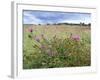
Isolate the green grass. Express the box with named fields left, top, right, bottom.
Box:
left=23, top=24, right=91, bottom=69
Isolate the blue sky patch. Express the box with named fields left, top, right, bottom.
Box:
left=23, top=10, right=91, bottom=24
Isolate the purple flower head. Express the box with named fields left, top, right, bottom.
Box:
left=41, top=34, right=44, bottom=37
left=35, top=36, right=40, bottom=42
left=71, top=35, right=80, bottom=41
left=28, top=28, right=33, bottom=33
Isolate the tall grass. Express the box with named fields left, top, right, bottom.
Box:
left=23, top=25, right=91, bottom=69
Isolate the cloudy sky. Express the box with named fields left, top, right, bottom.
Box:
left=23, top=10, right=91, bottom=24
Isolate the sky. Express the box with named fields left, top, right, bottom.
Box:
left=23, top=10, right=91, bottom=25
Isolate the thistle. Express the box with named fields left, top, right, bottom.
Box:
left=28, top=28, right=33, bottom=33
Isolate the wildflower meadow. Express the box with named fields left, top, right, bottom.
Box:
left=23, top=24, right=91, bottom=69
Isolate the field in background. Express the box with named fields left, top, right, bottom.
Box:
left=23, top=24, right=91, bottom=69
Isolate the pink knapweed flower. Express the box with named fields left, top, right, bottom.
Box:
left=71, top=35, right=80, bottom=41
left=35, top=36, right=41, bottom=42
left=28, top=28, right=33, bottom=33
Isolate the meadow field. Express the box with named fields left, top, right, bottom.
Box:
left=23, top=24, right=91, bottom=69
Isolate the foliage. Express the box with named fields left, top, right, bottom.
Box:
left=23, top=25, right=91, bottom=69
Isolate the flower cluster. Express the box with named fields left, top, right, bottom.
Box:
left=71, top=35, right=80, bottom=41
left=70, top=34, right=80, bottom=41
left=23, top=27, right=90, bottom=69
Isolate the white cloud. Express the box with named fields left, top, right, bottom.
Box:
left=23, top=12, right=43, bottom=24
left=23, top=11, right=91, bottom=24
